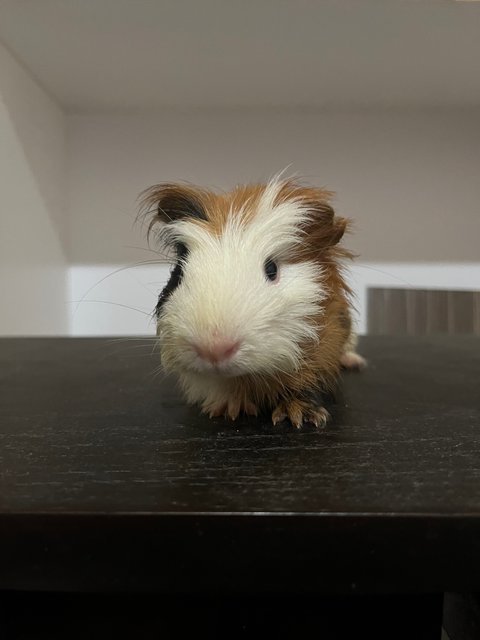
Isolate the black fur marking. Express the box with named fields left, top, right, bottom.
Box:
left=155, top=243, right=189, bottom=318
left=157, top=191, right=207, bottom=222
left=155, top=263, right=183, bottom=317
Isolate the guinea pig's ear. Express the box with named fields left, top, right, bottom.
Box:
left=296, top=187, right=349, bottom=249
left=140, top=183, right=208, bottom=236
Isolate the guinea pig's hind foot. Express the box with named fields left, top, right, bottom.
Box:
left=340, top=351, right=367, bottom=371
left=272, top=399, right=330, bottom=429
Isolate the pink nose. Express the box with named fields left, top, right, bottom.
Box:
left=193, top=338, right=240, bottom=364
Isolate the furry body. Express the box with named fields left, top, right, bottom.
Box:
left=143, top=178, right=365, bottom=427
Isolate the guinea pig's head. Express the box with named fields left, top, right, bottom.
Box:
left=142, top=179, right=349, bottom=379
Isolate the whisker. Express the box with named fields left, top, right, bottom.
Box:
left=106, top=337, right=158, bottom=342
left=150, top=340, right=160, bottom=357
left=150, top=364, right=168, bottom=383
left=109, top=343, right=159, bottom=351
left=72, top=259, right=171, bottom=317
left=70, top=299, right=152, bottom=317
left=353, top=263, right=414, bottom=287
left=123, top=245, right=168, bottom=257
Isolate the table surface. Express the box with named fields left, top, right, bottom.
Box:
left=1, top=336, right=480, bottom=594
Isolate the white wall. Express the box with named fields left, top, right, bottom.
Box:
left=67, top=109, right=480, bottom=265
left=3, top=98, right=478, bottom=335
left=67, top=109, right=480, bottom=336
left=0, top=41, right=67, bottom=335
left=69, top=262, right=480, bottom=337
left=0, top=48, right=478, bottom=337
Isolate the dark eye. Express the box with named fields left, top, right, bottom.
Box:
left=264, top=258, right=279, bottom=282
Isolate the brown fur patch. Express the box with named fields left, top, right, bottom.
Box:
left=140, top=182, right=269, bottom=238
left=141, top=180, right=352, bottom=260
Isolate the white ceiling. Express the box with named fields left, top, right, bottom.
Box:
left=0, top=0, right=479, bottom=110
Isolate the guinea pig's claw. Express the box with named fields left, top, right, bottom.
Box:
left=203, top=398, right=259, bottom=420
left=272, top=401, right=330, bottom=429
left=272, top=409, right=288, bottom=426
left=244, top=401, right=258, bottom=417
left=307, top=407, right=330, bottom=429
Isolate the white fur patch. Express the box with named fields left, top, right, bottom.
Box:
left=157, top=181, right=325, bottom=407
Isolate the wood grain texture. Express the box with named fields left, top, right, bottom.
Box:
left=0, top=336, right=479, bottom=594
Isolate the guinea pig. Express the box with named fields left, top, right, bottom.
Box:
left=141, top=177, right=365, bottom=428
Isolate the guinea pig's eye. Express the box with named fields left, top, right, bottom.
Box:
left=175, top=241, right=188, bottom=261
left=264, top=258, right=279, bottom=282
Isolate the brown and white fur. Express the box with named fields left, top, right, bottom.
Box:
left=142, top=177, right=366, bottom=428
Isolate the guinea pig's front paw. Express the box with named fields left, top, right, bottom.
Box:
left=202, top=397, right=258, bottom=420
left=272, top=399, right=330, bottom=429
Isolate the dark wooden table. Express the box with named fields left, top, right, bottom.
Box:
left=1, top=336, right=479, bottom=639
